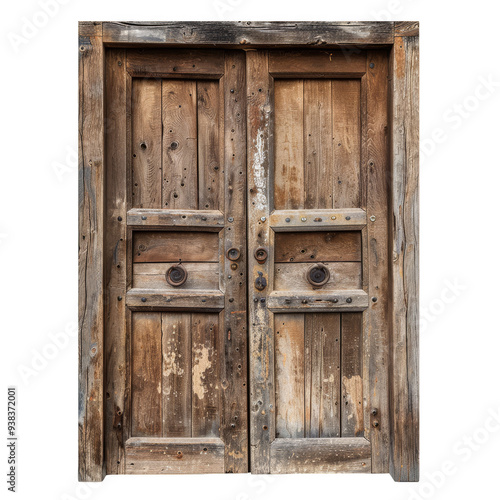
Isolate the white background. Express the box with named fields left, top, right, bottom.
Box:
left=1, top=1, right=499, bottom=499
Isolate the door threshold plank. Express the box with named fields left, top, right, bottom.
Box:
left=125, top=437, right=224, bottom=474
left=127, top=209, right=224, bottom=229
left=270, top=438, right=371, bottom=473
left=268, top=290, right=369, bottom=312
left=126, top=289, right=224, bottom=311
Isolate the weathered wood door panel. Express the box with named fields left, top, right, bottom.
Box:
left=247, top=49, right=390, bottom=474
left=103, top=49, right=247, bottom=474
left=79, top=22, right=418, bottom=482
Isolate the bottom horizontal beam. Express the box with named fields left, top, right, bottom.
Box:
left=125, top=437, right=224, bottom=474
left=270, top=437, right=371, bottom=473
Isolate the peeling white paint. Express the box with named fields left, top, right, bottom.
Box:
left=192, top=346, right=213, bottom=400
left=252, top=127, right=267, bottom=211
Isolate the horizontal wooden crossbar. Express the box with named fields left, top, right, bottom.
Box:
left=270, top=437, right=371, bottom=473
left=270, top=209, right=366, bottom=231
left=127, top=209, right=224, bottom=229
left=126, top=289, right=224, bottom=311
left=268, top=290, right=368, bottom=312
left=125, top=437, right=224, bottom=474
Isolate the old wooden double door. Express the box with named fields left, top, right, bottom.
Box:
left=104, top=47, right=391, bottom=475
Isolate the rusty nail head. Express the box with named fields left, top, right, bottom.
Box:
left=371, top=409, right=378, bottom=416
left=314, top=217, right=322, bottom=222
left=141, top=216, right=147, bottom=220
left=331, top=216, right=336, bottom=220
left=231, top=263, right=237, bottom=270
left=260, top=216, right=266, bottom=222
left=301, top=217, right=307, bottom=222
left=370, top=215, right=376, bottom=222
left=141, top=297, right=146, bottom=302
left=346, top=297, right=352, bottom=303
left=285, top=217, right=291, bottom=222
left=228, top=217, right=234, bottom=222
left=373, top=421, right=380, bottom=428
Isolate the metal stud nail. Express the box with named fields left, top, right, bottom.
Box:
left=372, top=297, right=377, bottom=302
left=285, top=217, right=291, bottom=222
left=254, top=298, right=258, bottom=303
left=260, top=217, right=266, bottom=222
left=301, top=217, right=307, bottom=222
left=228, top=217, right=234, bottom=222
left=141, top=297, right=146, bottom=302
left=331, top=216, right=336, bottom=220
left=332, top=298, right=338, bottom=303
left=346, top=297, right=352, bottom=303
left=370, top=215, right=376, bottom=222
left=117, top=296, right=122, bottom=301
left=260, top=298, right=266, bottom=303
left=230, top=89, right=235, bottom=93
left=370, top=62, right=375, bottom=69
left=345, top=216, right=351, bottom=220
left=117, top=216, right=122, bottom=221
left=141, top=216, right=147, bottom=220
left=302, top=299, right=308, bottom=304
left=201, top=216, right=207, bottom=221
left=229, top=298, right=234, bottom=303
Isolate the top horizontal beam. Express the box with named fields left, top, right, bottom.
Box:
left=92, top=21, right=397, bottom=48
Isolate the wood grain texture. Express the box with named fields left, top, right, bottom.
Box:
left=126, top=49, right=224, bottom=77
left=133, top=231, right=219, bottom=263
left=126, top=290, right=224, bottom=311
left=270, top=50, right=366, bottom=76
left=133, top=262, right=220, bottom=290
left=270, top=208, right=367, bottom=231
left=191, top=314, right=220, bottom=437
left=162, top=80, right=198, bottom=209
left=104, top=48, right=128, bottom=475
left=275, top=314, right=305, bottom=438
left=221, top=50, right=248, bottom=473
left=389, top=35, right=419, bottom=482
left=333, top=79, right=361, bottom=207
left=274, top=79, right=304, bottom=210
left=268, top=291, right=369, bottom=313
left=275, top=231, right=361, bottom=263
left=270, top=438, right=371, bottom=473
left=127, top=209, right=224, bottom=228
left=162, top=313, right=192, bottom=437
left=247, top=50, right=274, bottom=473
left=131, top=78, right=162, bottom=208
left=78, top=25, right=105, bottom=482
left=125, top=437, right=224, bottom=474
left=131, top=313, right=162, bottom=437
left=274, top=262, right=362, bottom=291
left=197, top=80, right=221, bottom=210
left=102, top=21, right=394, bottom=47
left=341, top=313, right=364, bottom=437
left=364, top=50, right=391, bottom=472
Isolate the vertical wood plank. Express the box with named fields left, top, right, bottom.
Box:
left=319, top=313, right=341, bottom=437
left=390, top=33, right=419, bottom=483
left=162, top=80, right=198, bottom=209
left=78, top=22, right=105, bottom=482
left=197, top=80, right=221, bottom=210
left=162, top=313, right=192, bottom=437
left=192, top=314, right=220, bottom=437
left=365, top=50, right=391, bottom=472
left=304, top=80, right=333, bottom=209
left=222, top=50, right=248, bottom=473
left=247, top=50, right=274, bottom=473
left=104, top=48, right=128, bottom=475
left=341, top=313, right=364, bottom=437
left=131, top=79, right=162, bottom=208
left=332, top=79, right=361, bottom=208
left=131, top=313, right=162, bottom=437
left=304, top=314, right=322, bottom=437
left=275, top=314, right=305, bottom=438
left=274, top=79, right=304, bottom=210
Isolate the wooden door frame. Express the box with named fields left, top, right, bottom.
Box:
left=79, top=21, right=419, bottom=482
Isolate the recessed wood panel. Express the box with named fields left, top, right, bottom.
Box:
left=275, top=231, right=362, bottom=263
left=133, top=231, right=219, bottom=263
left=274, top=313, right=363, bottom=440
left=273, top=78, right=362, bottom=210
left=131, top=312, right=220, bottom=439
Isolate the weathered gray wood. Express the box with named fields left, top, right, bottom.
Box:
left=102, top=22, right=394, bottom=47
left=394, top=21, right=419, bottom=37
left=78, top=22, right=105, bottom=482
left=270, top=438, right=371, bottom=473
left=268, top=290, right=368, bottom=312
left=389, top=33, right=419, bottom=483
left=125, top=437, right=224, bottom=474
left=247, top=50, right=274, bottom=473
left=127, top=209, right=224, bottom=228
left=221, top=50, right=248, bottom=473
left=126, top=290, right=224, bottom=311
left=270, top=209, right=366, bottom=231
